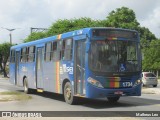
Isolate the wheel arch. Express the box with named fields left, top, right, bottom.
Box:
left=23, top=76, right=27, bottom=86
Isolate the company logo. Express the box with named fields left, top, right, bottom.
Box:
left=1, top=112, right=42, bottom=118
left=60, top=64, right=73, bottom=74
left=2, top=112, right=11, bottom=117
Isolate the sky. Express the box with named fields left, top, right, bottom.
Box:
left=0, top=0, right=160, bottom=44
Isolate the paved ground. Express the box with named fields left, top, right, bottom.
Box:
left=0, top=78, right=160, bottom=120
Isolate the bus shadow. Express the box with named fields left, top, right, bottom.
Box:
left=17, top=90, right=160, bottom=109
left=79, top=96, right=160, bottom=109
left=17, top=90, right=65, bottom=102
left=37, top=92, right=65, bottom=102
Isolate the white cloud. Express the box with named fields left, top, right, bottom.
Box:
left=140, top=7, right=160, bottom=38
left=0, top=0, right=160, bottom=43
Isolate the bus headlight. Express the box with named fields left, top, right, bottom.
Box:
left=133, top=79, right=142, bottom=87
left=87, top=77, right=104, bottom=88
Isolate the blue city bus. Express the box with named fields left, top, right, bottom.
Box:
left=9, top=27, right=142, bottom=104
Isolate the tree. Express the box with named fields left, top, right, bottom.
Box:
left=138, top=27, right=156, bottom=41
left=46, top=17, right=103, bottom=37
left=104, top=7, right=158, bottom=72
left=0, top=42, right=12, bottom=77
left=24, top=32, right=46, bottom=43
left=24, top=17, right=103, bottom=42
left=104, top=7, right=156, bottom=41
left=104, top=7, right=140, bottom=29
left=142, top=40, right=160, bottom=71
left=24, top=7, right=156, bottom=43
left=22, top=7, right=159, bottom=73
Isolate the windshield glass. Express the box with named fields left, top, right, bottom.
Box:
left=89, top=40, right=140, bottom=73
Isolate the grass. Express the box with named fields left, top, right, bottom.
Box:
left=0, top=91, right=32, bottom=102
left=0, top=91, right=21, bottom=95
left=0, top=75, right=9, bottom=81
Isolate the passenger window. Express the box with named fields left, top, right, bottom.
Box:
left=61, top=38, right=73, bottom=60
left=21, top=47, right=27, bottom=62
left=57, top=41, right=63, bottom=60
left=28, top=46, right=35, bottom=62
left=45, top=42, right=52, bottom=62
left=51, top=42, right=60, bottom=61
left=10, top=50, right=15, bottom=63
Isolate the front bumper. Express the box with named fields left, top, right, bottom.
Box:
left=86, top=83, right=142, bottom=98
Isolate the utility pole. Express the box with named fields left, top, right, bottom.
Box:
left=30, top=27, right=48, bottom=34
left=1, top=27, right=18, bottom=44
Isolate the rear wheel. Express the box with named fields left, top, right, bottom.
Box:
left=107, top=96, right=120, bottom=103
left=64, top=82, right=76, bottom=105
left=24, top=78, right=32, bottom=94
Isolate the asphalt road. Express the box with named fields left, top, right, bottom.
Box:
left=0, top=78, right=160, bottom=119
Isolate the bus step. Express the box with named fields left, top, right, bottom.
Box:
left=37, top=89, right=43, bottom=93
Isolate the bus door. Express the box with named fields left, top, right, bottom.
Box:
left=15, top=51, right=20, bottom=85
left=36, top=47, right=44, bottom=89
left=75, top=41, right=86, bottom=95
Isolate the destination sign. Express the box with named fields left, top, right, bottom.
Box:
left=92, top=29, right=138, bottom=39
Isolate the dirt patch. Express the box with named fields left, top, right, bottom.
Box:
left=0, top=91, right=32, bottom=102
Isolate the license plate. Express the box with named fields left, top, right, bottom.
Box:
left=114, top=91, right=123, bottom=95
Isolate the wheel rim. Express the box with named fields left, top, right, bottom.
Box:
left=65, top=87, right=71, bottom=100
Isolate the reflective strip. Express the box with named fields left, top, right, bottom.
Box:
left=106, top=77, right=121, bottom=88
left=56, top=62, right=60, bottom=93
left=115, top=82, right=120, bottom=88
left=57, top=34, right=62, bottom=39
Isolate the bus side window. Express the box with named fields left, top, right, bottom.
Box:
left=28, top=46, right=35, bottom=62
left=63, top=38, right=73, bottom=60
left=61, top=40, right=65, bottom=60
left=45, top=42, right=52, bottom=62
left=10, top=50, right=15, bottom=63
left=57, top=41, right=63, bottom=60
left=51, top=41, right=59, bottom=61
left=21, top=47, right=27, bottom=63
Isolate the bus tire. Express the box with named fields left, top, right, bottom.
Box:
left=64, top=82, right=76, bottom=105
left=153, top=85, right=157, bottom=87
left=107, top=96, right=120, bottom=103
left=24, top=78, right=31, bottom=94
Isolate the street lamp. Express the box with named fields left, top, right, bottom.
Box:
left=1, top=27, right=18, bottom=44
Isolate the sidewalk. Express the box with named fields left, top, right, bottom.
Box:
left=0, top=88, right=8, bottom=92
left=0, top=76, right=9, bottom=92
left=0, top=75, right=9, bottom=80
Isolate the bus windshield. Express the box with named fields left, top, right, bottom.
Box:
left=89, top=40, right=140, bottom=74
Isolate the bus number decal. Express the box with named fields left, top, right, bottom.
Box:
left=122, top=82, right=133, bottom=87
left=60, top=64, right=73, bottom=74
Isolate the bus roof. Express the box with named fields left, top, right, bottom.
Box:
left=11, top=27, right=138, bottom=50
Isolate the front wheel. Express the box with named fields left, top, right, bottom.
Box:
left=64, top=82, right=76, bottom=105
left=107, top=96, right=120, bottom=103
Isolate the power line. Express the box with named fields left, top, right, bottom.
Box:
left=30, top=27, right=48, bottom=34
